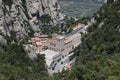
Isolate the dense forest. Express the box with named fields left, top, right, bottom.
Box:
left=74, top=1, right=120, bottom=80
left=0, top=36, right=49, bottom=80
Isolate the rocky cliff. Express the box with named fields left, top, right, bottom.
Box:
left=0, top=0, right=64, bottom=38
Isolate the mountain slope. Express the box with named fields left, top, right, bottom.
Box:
left=74, top=1, right=120, bottom=80
left=0, top=0, right=63, bottom=79
left=59, top=0, right=104, bottom=3
left=58, top=0, right=104, bottom=18
left=0, top=42, right=49, bottom=80
left=0, top=0, right=63, bottom=37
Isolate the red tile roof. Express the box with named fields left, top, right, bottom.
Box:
left=72, top=23, right=85, bottom=30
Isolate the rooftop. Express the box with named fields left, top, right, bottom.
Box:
left=36, top=42, right=42, bottom=46
left=65, top=64, right=71, bottom=69
left=58, top=36, right=65, bottom=40
left=72, top=23, right=85, bottom=30
left=64, top=38, right=72, bottom=44
left=39, top=35, right=48, bottom=38
left=49, top=38, right=57, bottom=43
left=31, top=37, right=41, bottom=42
left=52, top=33, right=61, bottom=38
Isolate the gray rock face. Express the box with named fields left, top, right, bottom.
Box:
left=0, top=0, right=64, bottom=36
left=0, top=35, right=7, bottom=45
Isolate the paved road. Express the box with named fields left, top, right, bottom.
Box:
left=48, top=53, right=75, bottom=74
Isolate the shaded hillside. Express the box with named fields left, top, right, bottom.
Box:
left=0, top=36, right=49, bottom=80
left=74, top=1, right=120, bottom=80
left=59, top=0, right=104, bottom=4
left=58, top=0, right=104, bottom=18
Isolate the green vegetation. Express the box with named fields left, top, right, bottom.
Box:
left=73, top=2, right=120, bottom=80
left=2, top=0, right=13, bottom=9
left=40, top=14, right=52, bottom=26
left=23, top=20, right=34, bottom=37
left=40, top=15, right=90, bottom=37
left=40, top=14, right=58, bottom=37
left=62, top=16, right=90, bottom=34
left=0, top=36, right=49, bottom=80
left=59, top=0, right=103, bottom=18
left=76, top=17, right=91, bottom=25
left=59, top=0, right=104, bottom=4
left=40, top=15, right=75, bottom=36
left=41, top=25, right=60, bottom=38
left=21, top=0, right=30, bottom=19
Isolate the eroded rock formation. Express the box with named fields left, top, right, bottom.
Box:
left=0, top=0, right=64, bottom=37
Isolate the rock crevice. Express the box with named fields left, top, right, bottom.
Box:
left=0, top=0, right=64, bottom=37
